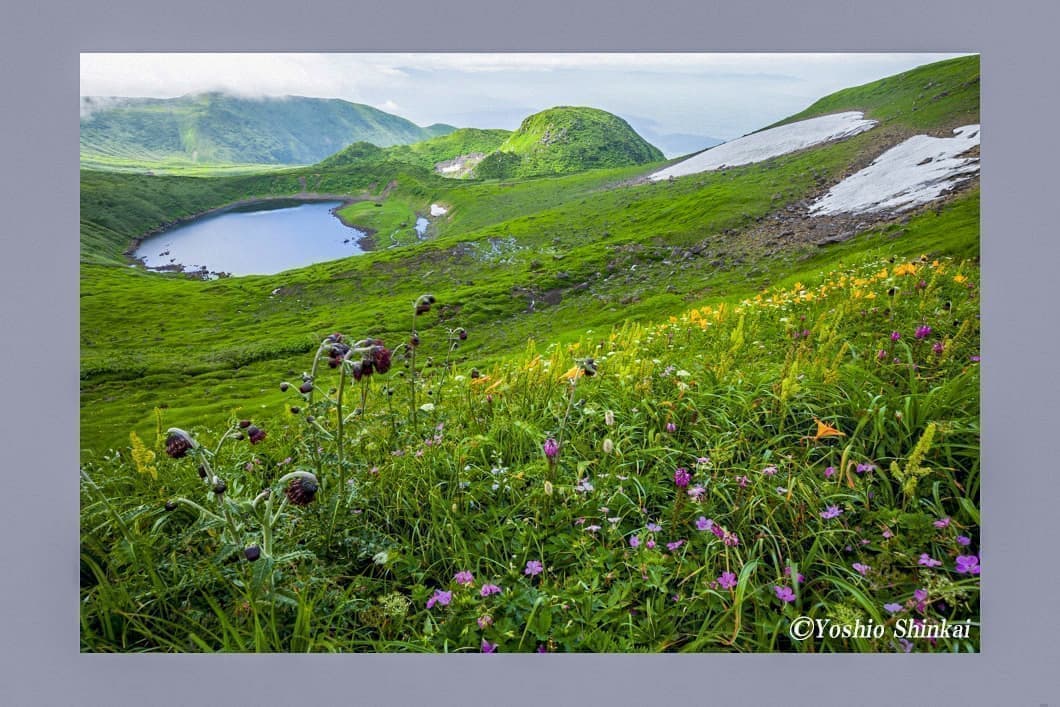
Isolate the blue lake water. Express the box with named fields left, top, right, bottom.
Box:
left=133, top=200, right=368, bottom=276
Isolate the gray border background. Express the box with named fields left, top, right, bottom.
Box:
left=2, top=0, right=1056, bottom=704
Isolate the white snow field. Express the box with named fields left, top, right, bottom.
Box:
left=430, top=203, right=448, bottom=216
left=648, top=112, right=877, bottom=181
left=809, top=125, right=980, bottom=215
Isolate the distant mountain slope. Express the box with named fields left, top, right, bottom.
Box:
left=318, top=128, right=511, bottom=174
left=475, top=107, right=664, bottom=178
left=79, top=93, right=456, bottom=166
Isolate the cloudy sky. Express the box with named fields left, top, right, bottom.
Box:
left=81, top=53, right=969, bottom=151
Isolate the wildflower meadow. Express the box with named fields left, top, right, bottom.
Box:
left=80, top=254, right=980, bottom=652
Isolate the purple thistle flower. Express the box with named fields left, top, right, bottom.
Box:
left=524, top=560, right=543, bottom=576
left=884, top=602, right=904, bottom=613
left=480, top=584, right=502, bottom=597
left=932, top=341, right=944, bottom=354
left=454, top=571, right=475, bottom=586
left=717, top=572, right=738, bottom=590
left=877, top=349, right=888, bottom=361
left=955, top=555, right=980, bottom=575
left=891, top=331, right=901, bottom=342
left=629, top=535, right=640, bottom=548
left=666, top=540, right=685, bottom=551
left=957, top=535, right=971, bottom=546
left=774, top=585, right=796, bottom=603
left=711, top=525, right=726, bottom=539
left=481, top=639, right=498, bottom=653
left=918, top=553, right=942, bottom=568
left=824, top=466, right=836, bottom=479
left=820, top=505, right=843, bottom=519
left=852, top=563, right=870, bottom=576
left=933, top=517, right=950, bottom=529
left=426, top=590, right=452, bottom=609
left=762, top=465, right=778, bottom=476
left=645, top=539, right=656, bottom=549
left=696, top=516, right=713, bottom=532
left=915, top=325, right=932, bottom=340
left=543, top=438, right=559, bottom=460
left=673, top=467, right=691, bottom=488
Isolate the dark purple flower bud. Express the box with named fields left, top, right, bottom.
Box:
left=373, top=346, right=393, bottom=374
left=456, top=328, right=468, bottom=341
left=580, top=358, right=597, bottom=377
left=285, top=475, right=319, bottom=506
left=674, top=467, right=691, bottom=487
left=409, top=331, right=420, bottom=348
left=351, top=360, right=364, bottom=381
left=238, top=419, right=251, bottom=429
left=212, top=478, right=227, bottom=495
left=290, top=406, right=301, bottom=414
left=198, top=465, right=208, bottom=479
left=247, top=425, right=266, bottom=444
left=164, top=500, right=177, bottom=512
left=280, top=382, right=290, bottom=392
left=244, top=545, right=261, bottom=562
left=299, top=381, right=313, bottom=394
left=164, top=429, right=195, bottom=459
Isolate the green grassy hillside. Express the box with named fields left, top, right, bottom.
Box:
left=769, top=55, right=979, bottom=132
left=80, top=93, right=456, bottom=167
left=319, top=128, right=511, bottom=174
left=475, top=107, right=664, bottom=178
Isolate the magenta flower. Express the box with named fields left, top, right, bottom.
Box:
left=673, top=467, right=691, bottom=487
left=918, top=553, right=942, bottom=568
left=957, top=535, right=971, bottom=546
left=481, top=639, right=498, bottom=653
left=629, top=535, right=640, bottom=548
left=877, top=349, right=888, bottom=361
left=543, top=438, right=559, bottom=459
left=687, top=485, right=706, bottom=500
left=696, top=516, right=713, bottom=532
left=915, top=325, right=932, bottom=340
left=970, top=355, right=981, bottom=363
left=932, top=341, right=944, bottom=354
left=955, top=555, right=980, bottom=575
left=774, top=586, right=796, bottom=603
left=820, top=505, right=843, bottom=519
left=783, top=566, right=805, bottom=583
left=890, top=331, right=901, bottom=342
left=645, top=539, right=656, bottom=549
left=665, top=422, right=677, bottom=433
left=933, top=517, right=950, bottom=529
left=426, top=590, right=452, bottom=609
left=852, top=563, right=870, bottom=576
left=480, top=584, right=502, bottom=597
left=762, top=465, right=778, bottom=476
left=736, top=475, right=750, bottom=488
left=666, top=540, right=685, bottom=551
left=882, top=529, right=894, bottom=539
left=723, top=531, right=740, bottom=547
left=717, top=572, right=738, bottom=590
left=824, top=466, right=836, bottom=479
left=914, top=589, right=928, bottom=602
left=524, top=560, right=543, bottom=576
left=454, top=570, right=475, bottom=586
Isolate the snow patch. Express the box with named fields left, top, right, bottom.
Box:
left=810, top=125, right=980, bottom=215
left=430, top=203, right=448, bottom=216
left=649, top=112, right=877, bottom=181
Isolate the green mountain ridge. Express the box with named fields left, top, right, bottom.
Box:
left=80, top=93, right=457, bottom=167
left=476, top=106, right=665, bottom=178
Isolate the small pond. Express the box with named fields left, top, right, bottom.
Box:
left=132, top=200, right=368, bottom=276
